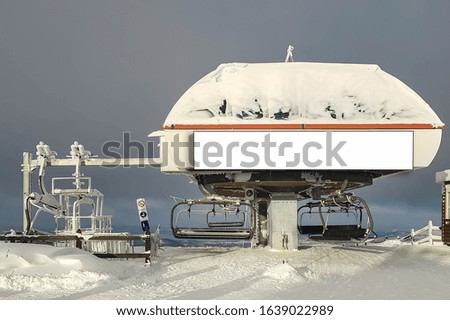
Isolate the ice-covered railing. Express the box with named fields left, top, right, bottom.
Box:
left=401, top=221, right=442, bottom=245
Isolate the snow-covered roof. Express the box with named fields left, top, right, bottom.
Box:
left=164, top=62, right=443, bottom=128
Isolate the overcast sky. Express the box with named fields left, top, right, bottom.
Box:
left=1, top=0, right=450, bottom=233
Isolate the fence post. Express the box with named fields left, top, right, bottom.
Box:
left=144, top=235, right=151, bottom=263
left=76, top=236, right=82, bottom=249
left=428, top=220, right=433, bottom=245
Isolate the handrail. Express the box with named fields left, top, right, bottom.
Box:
left=406, top=221, right=442, bottom=245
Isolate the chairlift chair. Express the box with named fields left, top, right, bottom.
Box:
left=298, top=193, right=373, bottom=241
left=170, top=198, right=255, bottom=239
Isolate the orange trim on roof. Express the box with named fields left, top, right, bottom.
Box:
left=163, top=123, right=444, bottom=130
left=164, top=123, right=302, bottom=130
left=303, top=123, right=440, bottom=129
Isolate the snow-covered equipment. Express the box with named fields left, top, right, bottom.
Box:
left=150, top=48, right=443, bottom=249
left=298, top=193, right=373, bottom=241
left=170, top=197, right=254, bottom=239
left=285, top=44, right=294, bottom=62
left=24, top=141, right=112, bottom=236
left=18, top=47, right=444, bottom=250
left=20, top=141, right=160, bottom=261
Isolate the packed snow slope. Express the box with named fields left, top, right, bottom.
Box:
left=164, top=62, right=443, bottom=127
left=1, top=242, right=450, bottom=300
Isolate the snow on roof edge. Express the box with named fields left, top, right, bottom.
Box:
left=163, top=62, right=444, bottom=127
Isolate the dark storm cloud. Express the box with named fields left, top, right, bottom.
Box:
left=1, top=0, right=450, bottom=231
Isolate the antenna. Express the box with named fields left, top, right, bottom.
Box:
left=285, top=45, right=294, bottom=62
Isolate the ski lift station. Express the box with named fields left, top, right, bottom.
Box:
left=5, top=47, right=449, bottom=257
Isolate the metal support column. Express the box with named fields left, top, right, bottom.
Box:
left=442, top=184, right=450, bottom=245
left=267, top=194, right=298, bottom=250
left=22, top=152, right=32, bottom=233
left=435, top=170, right=450, bottom=245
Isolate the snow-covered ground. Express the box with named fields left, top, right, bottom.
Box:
left=1, top=240, right=449, bottom=300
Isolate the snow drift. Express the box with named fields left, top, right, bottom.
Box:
left=1, top=242, right=450, bottom=300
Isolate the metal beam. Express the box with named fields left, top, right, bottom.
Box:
left=29, top=157, right=161, bottom=168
